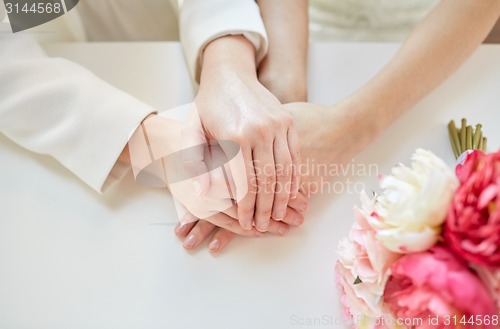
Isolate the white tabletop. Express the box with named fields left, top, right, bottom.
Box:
left=1, top=42, right=500, bottom=329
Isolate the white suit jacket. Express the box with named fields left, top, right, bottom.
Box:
left=0, top=0, right=268, bottom=193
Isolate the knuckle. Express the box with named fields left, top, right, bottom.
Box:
left=227, top=131, right=245, bottom=145
left=271, top=111, right=292, bottom=128
left=276, top=162, right=293, bottom=179
left=260, top=174, right=276, bottom=188
left=226, top=128, right=251, bottom=147
left=226, top=219, right=239, bottom=231
left=198, top=222, right=213, bottom=235
left=290, top=150, right=301, bottom=162
left=257, top=207, right=273, bottom=218
left=239, top=205, right=256, bottom=215
left=281, top=113, right=293, bottom=127
left=274, top=194, right=290, bottom=205
left=246, top=177, right=258, bottom=192
left=252, top=124, right=273, bottom=139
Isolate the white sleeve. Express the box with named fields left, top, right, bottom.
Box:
left=1, top=2, right=6, bottom=22
left=0, top=29, right=155, bottom=193
left=179, top=0, right=269, bottom=82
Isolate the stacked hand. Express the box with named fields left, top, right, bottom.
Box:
left=171, top=35, right=311, bottom=253
left=128, top=102, right=308, bottom=253
left=193, top=35, right=302, bottom=233
left=175, top=99, right=379, bottom=252
left=129, top=35, right=313, bottom=254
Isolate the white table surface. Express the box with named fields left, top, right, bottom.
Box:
left=1, top=42, right=500, bottom=329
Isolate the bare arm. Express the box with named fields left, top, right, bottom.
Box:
left=347, top=0, right=500, bottom=139
left=257, top=0, right=309, bottom=102
left=283, top=0, right=500, bottom=193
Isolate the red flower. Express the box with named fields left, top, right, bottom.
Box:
left=445, top=150, right=500, bottom=268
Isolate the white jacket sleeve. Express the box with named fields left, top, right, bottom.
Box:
left=1, top=2, right=6, bottom=23
left=179, top=0, right=268, bottom=82
left=0, top=26, right=155, bottom=193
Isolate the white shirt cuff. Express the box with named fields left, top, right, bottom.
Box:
left=179, top=0, right=268, bottom=82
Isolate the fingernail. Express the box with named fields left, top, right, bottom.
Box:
left=208, top=239, right=220, bottom=252
left=183, top=234, right=197, bottom=249
left=273, top=211, right=284, bottom=221
left=278, top=226, right=289, bottom=236
left=243, top=221, right=253, bottom=231
left=299, top=203, right=308, bottom=212
left=293, top=216, right=304, bottom=227
left=256, top=226, right=268, bottom=232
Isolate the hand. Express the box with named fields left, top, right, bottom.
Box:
left=174, top=100, right=373, bottom=253
left=126, top=110, right=247, bottom=227
left=175, top=192, right=309, bottom=253
left=128, top=109, right=307, bottom=246
left=169, top=108, right=242, bottom=221
left=196, top=35, right=303, bottom=232
left=283, top=100, right=379, bottom=196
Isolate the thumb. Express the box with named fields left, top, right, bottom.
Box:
left=179, top=109, right=211, bottom=196
left=184, top=150, right=210, bottom=197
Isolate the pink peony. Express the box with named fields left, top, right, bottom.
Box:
left=336, top=264, right=395, bottom=329
left=336, top=193, right=401, bottom=328
left=384, top=246, right=498, bottom=329
left=445, top=150, right=500, bottom=268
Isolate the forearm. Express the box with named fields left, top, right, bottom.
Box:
left=257, top=0, right=309, bottom=102
left=347, top=0, right=500, bottom=138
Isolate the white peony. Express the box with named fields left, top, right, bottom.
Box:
left=364, top=149, right=459, bottom=253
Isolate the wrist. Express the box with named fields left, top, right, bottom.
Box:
left=128, top=114, right=182, bottom=183
left=140, top=114, right=182, bottom=155
left=330, top=96, right=384, bottom=146
left=259, top=62, right=308, bottom=102
left=201, top=35, right=258, bottom=82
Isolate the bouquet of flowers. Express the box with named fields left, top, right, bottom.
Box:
left=336, top=119, right=499, bottom=329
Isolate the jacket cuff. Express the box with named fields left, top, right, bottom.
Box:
left=179, top=0, right=268, bottom=83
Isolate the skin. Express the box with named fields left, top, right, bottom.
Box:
left=172, top=0, right=310, bottom=252
left=177, top=0, right=500, bottom=253
left=127, top=111, right=308, bottom=238
left=195, top=35, right=302, bottom=233
left=176, top=193, right=309, bottom=253
left=125, top=34, right=308, bottom=237
left=257, top=0, right=309, bottom=103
